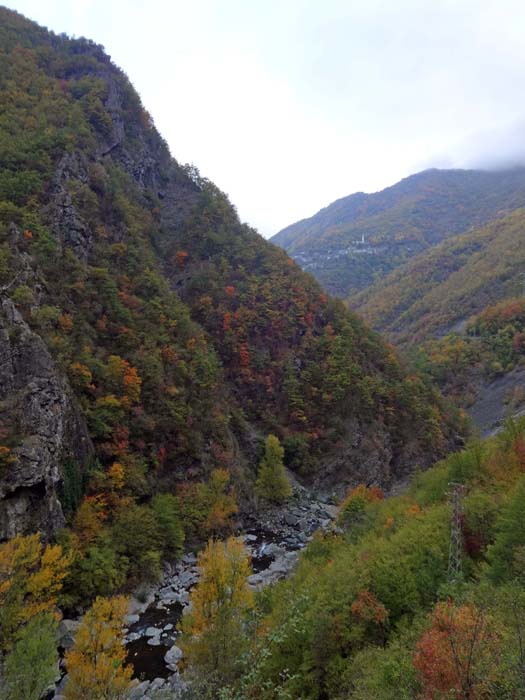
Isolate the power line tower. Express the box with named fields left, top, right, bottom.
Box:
left=448, top=482, right=466, bottom=583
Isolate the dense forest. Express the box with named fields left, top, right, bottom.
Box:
left=1, top=6, right=524, bottom=700
left=172, top=417, right=525, bottom=700
left=0, top=1, right=460, bottom=620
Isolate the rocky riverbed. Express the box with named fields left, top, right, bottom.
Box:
left=53, top=487, right=337, bottom=700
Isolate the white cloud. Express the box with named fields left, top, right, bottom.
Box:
left=5, top=0, right=525, bottom=235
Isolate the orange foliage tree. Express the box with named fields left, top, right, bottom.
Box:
left=338, top=483, right=384, bottom=528
left=413, top=601, right=501, bottom=700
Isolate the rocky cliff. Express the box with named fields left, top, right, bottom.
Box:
left=0, top=230, right=93, bottom=537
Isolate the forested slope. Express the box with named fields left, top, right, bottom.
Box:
left=0, top=6, right=459, bottom=559
left=272, top=168, right=525, bottom=297
left=351, top=209, right=525, bottom=347
left=182, top=418, right=525, bottom=699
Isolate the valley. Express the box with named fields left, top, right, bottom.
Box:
left=0, top=6, right=524, bottom=700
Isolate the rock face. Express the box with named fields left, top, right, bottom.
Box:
left=0, top=296, right=93, bottom=540
left=43, top=152, right=93, bottom=263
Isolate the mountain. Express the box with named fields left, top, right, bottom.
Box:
left=349, top=209, right=525, bottom=434
left=0, top=7, right=459, bottom=543
left=272, top=168, right=525, bottom=298
left=351, top=208, right=525, bottom=346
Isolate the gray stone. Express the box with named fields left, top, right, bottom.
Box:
left=0, top=294, right=93, bottom=540
left=125, top=632, right=141, bottom=643
left=125, top=613, right=140, bottom=625
left=58, top=619, right=80, bottom=650
left=147, top=636, right=162, bottom=646
left=128, top=680, right=151, bottom=699
left=181, top=553, right=197, bottom=565
left=164, top=644, right=183, bottom=671
left=150, top=677, right=166, bottom=692
left=54, top=674, right=69, bottom=695
left=177, top=570, right=197, bottom=587
left=159, top=588, right=177, bottom=602
left=145, top=626, right=161, bottom=637
left=322, top=504, right=339, bottom=520
left=283, top=512, right=299, bottom=527
left=175, top=590, right=189, bottom=605
left=262, top=542, right=283, bottom=557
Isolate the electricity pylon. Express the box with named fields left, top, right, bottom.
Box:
left=448, top=482, right=466, bottom=584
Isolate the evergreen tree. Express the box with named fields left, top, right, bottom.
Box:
left=256, top=434, right=292, bottom=503
left=151, top=493, right=185, bottom=559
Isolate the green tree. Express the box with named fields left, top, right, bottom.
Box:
left=1, top=613, right=58, bottom=700
left=111, top=504, right=163, bottom=583
left=151, top=493, right=185, bottom=559
left=255, top=435, right=292, bottom=503
left=488, top=477, right=525, bottom=583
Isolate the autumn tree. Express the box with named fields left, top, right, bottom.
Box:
left=338, top=483, right=384, bottom=528
left=64, top=595, right=132, bottom=700
left=204, top=468, right=238, bottom=534
left=0, top=533, right=70, bottom=650
left=180, top=537, right=253, bottom=690
left=255, top=435, right=292, bottom=504
left=1, top=613, right=58, bottom=700
left=178, top=468, right=238, bottom=540
left=413, top=601, right=501, bottom=700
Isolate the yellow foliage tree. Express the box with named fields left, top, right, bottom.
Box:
left=0, top=533, right=71, bottom=650
left=205, top=468, right=238, bottom=534
left=181, top=537, right=253, bottom=687
left=64, top=595, right=132, bottom=700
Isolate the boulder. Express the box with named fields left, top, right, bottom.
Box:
left=128, top=680, right=150, bottom=699
left=150, top=677, right=166, bottom=692
left=164, top=644, right=183, bottom=671
left=262, top=542, right=283, bottom=557
left=181, top=553, right=197, bottom=565
left=58, top=620, right=80, bottom=650
left=177, top=570, right=197, bottom=587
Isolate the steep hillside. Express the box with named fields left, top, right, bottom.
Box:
left=0, top=8, right=459, bottom=542
left=350, top=210, right=525, bottom=435
left=272, top=168, right=525, bottom=297
left=183, top=417, right=525, bottom=699
left=351, top=209, right=525, bottom=347
left=413, top=298, right=525, bottom=435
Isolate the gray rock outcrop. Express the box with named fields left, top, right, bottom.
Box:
left=0, top=297, right=93, bottom=540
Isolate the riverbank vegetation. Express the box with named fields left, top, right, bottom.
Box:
left=177, top=418, right=525, bottom=700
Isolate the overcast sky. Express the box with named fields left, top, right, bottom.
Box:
left=4, top=0, right=525, bottom=236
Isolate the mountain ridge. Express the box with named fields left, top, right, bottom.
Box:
left=0, top=6, right=459, bottom=541
left=272, top=166, right=525, bottom=297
